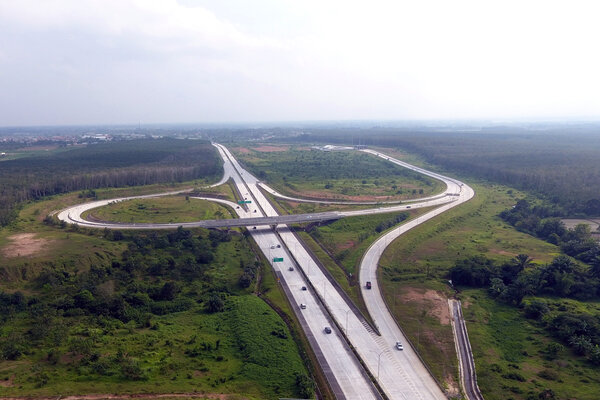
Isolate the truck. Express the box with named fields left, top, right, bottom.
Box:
left=366, top=281, right=372, bottom=289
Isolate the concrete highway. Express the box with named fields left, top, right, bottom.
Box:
left=450, top=300, right=485, bottom=400
left=56, top=143, right=477, bottom=399
left=215, top=144, right=449, bottom=400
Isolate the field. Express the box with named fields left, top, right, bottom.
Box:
left=0, top=186, right=313, bottom=399
left=233, top=145, right=443, bottom=202
left=377, top=181, right=600, bottom=399
left=84, top=196, right=235, bottom=224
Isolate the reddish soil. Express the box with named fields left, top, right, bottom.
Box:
left=1, top=233, right=54, bottom=258
left=252, top=145, right=289, bottom=152
left=336, top=240, right=357, bottom=251
left=234, top=147, right=251, bottom=154
left=400, top=287, right=451, bottom=325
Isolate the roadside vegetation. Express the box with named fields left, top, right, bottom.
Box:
left=83, top=196, right=235, bottom=224
left=0, top=186, right=313, bottom=399
left=291, top=128, right=600, bottom=217
left=0, top=225, right=312, bottom=398
left=0, top=138, right=221, bottom=227
left=378, top=182, right=600, bottom=399
left=232, top=144, right=443, bottom=202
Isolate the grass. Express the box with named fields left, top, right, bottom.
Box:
left=376, top=181, right=594, bottom=397
left=84, top=196, right=234, bottom=224
left=0, top=185, right=313, bottom=399
left=0, top=296, right=308, bottom=399
left=233, top=145, right=443, bottom=202
left=462, top=289, right=600, bottom=400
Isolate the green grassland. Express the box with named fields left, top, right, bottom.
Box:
left=0, top=188, right=312, bottom=399
left=84, top=196, right=234, bottom=224
left=377, top=182, right=599, bottom=399
left=233, top=145, right=443, bottom=201
left=462, top=290, right=600, bottom=400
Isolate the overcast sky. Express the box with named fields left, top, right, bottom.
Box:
left=1, top=0, right=599, bottom=126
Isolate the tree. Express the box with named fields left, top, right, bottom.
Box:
left=206, top=293, right=224, bottom=313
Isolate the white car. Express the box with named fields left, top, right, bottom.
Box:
left=396, top=342, right=404, bottom=351
left=300, top=303, right=307, bottom=309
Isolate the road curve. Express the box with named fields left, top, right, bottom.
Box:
left=55, top=143, right=477, bottom=399
left=358, top=153, right=475, bottom=399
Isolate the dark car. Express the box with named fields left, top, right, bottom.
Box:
left=301, top=286, right=307, bottom=291
left=324, top=327, right=332, bottom=334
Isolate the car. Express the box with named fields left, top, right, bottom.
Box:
left=276, top=244, right=281, bottom=248
left=300, top=303, right=306, bottom=309
left=366, top=281, right=372, bottom=289
left=252, top=226, right=257, bottom=230
left=301, top=286, right=307, bottom=291
left=396, top=342, right=404, bottom=350
left=288, top=266, right=294, bottom=271
left=236, top=206, right=240, bottom=209
left=253, top=209, right=257, bottom=213
left=270, top=245, right=276, bottom=249
left=324, top=327, right=332, bottom=334
left=406, top=206, right=411, bottom=209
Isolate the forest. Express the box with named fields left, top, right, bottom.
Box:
left=288, top=126, right=600, bottom=216
left=0, top=226, right=312, bottom=398
left=450, top=253, right=600, bottom=366
left=0, top=139, right=221, bottom=226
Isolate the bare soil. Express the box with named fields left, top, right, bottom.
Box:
left=252, top=145, right=289, bottom=152
left=400, top=287, right=451, bottom=325
left=1, top=233, right=54, bottom=258
left=234, top=147, right=251, bottom=154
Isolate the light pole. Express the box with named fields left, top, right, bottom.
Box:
left=370, top=350, right=385, bottom=380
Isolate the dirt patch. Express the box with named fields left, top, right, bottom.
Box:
left=444, top=373, right=460, bottom=397
left=489, top=248, right=517, bottom=257
left=400, top=287, right=451, bottom=325
left=234, top=147, right=251, bottom=154
left=252, top=145, right=290, bottom=152
left=1, top=233, right=54, bottom=258
left=336, top=240, right=356, bottom=251
left=0, top=374, right=15, bottom=387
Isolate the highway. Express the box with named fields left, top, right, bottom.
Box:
left=215, top=144, right=449, bottom=400
left=450, top=300, right=485, bottom=400
left=56, top=143, right=476, bottom=399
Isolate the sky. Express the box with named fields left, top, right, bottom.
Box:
left=1, top=0, right=599, bottom=126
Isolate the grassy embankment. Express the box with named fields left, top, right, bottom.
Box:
left=379, top=182, right=600, bottom=399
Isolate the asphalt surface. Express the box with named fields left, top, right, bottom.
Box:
left=56, top=143, right=478, bottom=400
left=450, top=300, right=485, bottom=400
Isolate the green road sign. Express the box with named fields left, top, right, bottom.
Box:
left=273, top=257, right=284, bottom=262
left=237, top=200, right=252, bottom=204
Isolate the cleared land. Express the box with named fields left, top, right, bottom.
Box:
left=232, top=145, right=443, bottom=202
left=83, top=196, right=234, bottom=224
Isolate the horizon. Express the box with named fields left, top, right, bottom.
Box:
left=1, top=0, right=599, bottom=126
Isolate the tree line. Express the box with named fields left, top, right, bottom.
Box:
left=0, top=139, right=221, bottom=226
left=288, top=128, right=600, bottom=217
left=450, top=254, right=600, bottom=365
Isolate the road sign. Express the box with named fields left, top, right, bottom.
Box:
left=237, top=200, right=252, bottom=204
left=273, top=257, right=284, bottom=262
